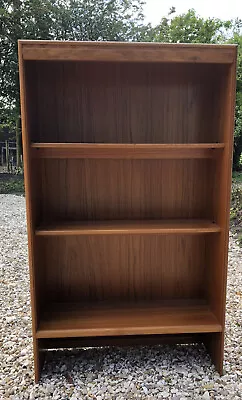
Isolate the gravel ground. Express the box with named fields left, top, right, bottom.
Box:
left=0, top=194, right=241, bottom=400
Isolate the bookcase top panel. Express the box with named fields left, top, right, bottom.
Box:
left=18, top=40, right=237, bottom=64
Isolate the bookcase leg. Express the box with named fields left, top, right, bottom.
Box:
left=204, top=332, right=224, bottom=375
left=34, top=339, right=46, bottom=383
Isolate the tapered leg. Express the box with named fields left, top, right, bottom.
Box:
left=204, top=332, right=224, bottom=375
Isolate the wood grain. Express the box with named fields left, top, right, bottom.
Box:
left=38, top=235, right=208, bottom=302
left=204, top=332, right=224, bottom=375
left=205, top=53, right=237, bottom=374
left=25, top=61, right=228, bottom=144
left=36, top=158, right=215, bottom=223
left=31, top=143, right=225, bottom=159
left=36, top=301, right=222, bottom=338
left=18, top=41, right=44, bottom=383
left=35, top=220, right=221, bottom=235
left=19, top=40, right=236, bottom=63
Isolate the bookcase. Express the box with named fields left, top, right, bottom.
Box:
left=18, top=40, right=237, bottom=382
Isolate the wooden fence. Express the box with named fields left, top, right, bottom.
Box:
left=0, top=140, right=22, bottom=172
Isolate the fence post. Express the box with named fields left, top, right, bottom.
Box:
left=1, top=147, right=4, bottom=166
left=5, top=140, right=9, bottom=172
left=16, top=116, right=21, bottom=168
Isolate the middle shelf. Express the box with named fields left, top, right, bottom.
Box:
left=35, top=219, right=221, bottom=236
left=31, top=143, right=225, bottom=159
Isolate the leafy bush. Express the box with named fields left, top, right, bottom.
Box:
left=0, top=174, right=24, bottom=195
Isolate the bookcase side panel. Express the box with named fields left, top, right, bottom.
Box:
left=18, top=43, right=45, bottom=380
left=206, top=57, right=237, bottom=373
left=208, top=60, right=237, bottom=324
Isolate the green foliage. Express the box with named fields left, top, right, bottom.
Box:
left=153, top=9, right=231, bottom=44
left=0, top=173, right=24, bottom=195
left=0, top=108, right=16, bottom=140
left=231, top=174, right=242, bottom=241
left=233, top=171, right=242, bottom=183
left=228, top=25, right=242, bottom=170
left=237, top=233, right=242, bottom=246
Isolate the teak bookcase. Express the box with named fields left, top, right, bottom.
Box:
left=18, top=40, right=237, bottom=381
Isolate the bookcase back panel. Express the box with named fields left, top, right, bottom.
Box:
left=37, top=158, right=215, bottom=223
left=25, top=61, right=228, bottom=144
left=38, top=235, right=207, bottom=302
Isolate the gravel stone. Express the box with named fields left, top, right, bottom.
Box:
left=0, top=194, right=241, bottom=399
left=160, top=391, right=169, bottom=398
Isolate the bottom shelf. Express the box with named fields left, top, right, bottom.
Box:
left=36, top=301, right=222, bottom=339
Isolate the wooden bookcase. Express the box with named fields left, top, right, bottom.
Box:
left=18, top=40, right=237, bottom=381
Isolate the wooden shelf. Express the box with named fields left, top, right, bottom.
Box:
left=35, top=220, right=221, bottom=236
left=31, top=143, right=225, bottom=159
left=20, top=40, right=236, bottom=64
left=36, top=301, right=222, bottom=339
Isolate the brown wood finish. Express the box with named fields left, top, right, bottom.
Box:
left=206, top=57, right=237, bottom=374
left=35, top=220, right=221, bottom=236
left=204, top=332, right=225, bottom=374
left=31, top=143, right=224, bottom=159
left=25, top=61, right=228, bottom=144
left=36, top=158, right=215, bottom=223
left=18, top=40, right=237, bottom=381
left=18, top=41, right=43, bottom=382
left=38, top=235, right=208, bottom=302
left=20, top=40, right=236, bottom=63
left=36, top=302, right=222, bottom=338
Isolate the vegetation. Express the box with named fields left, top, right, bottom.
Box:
left=231, top=172, right=242, bottom=244
left=153, top=8, right=231, bottom=43
left=0, top=173, right=24, bottom=195
left=230, top=31, right=242, bottom=171
left=0, top=3, right=242, bottom=169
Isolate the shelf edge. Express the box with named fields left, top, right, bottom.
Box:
left=31, top=143, right=225, bottom=159
left=35, top=220, right=222, bottom=236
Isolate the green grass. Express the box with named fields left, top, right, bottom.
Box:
left=232, top=171, right=242, bottom=184
left=0, top=173, right=24, bottom=195
left=237, top=233, right=242, bottom=247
